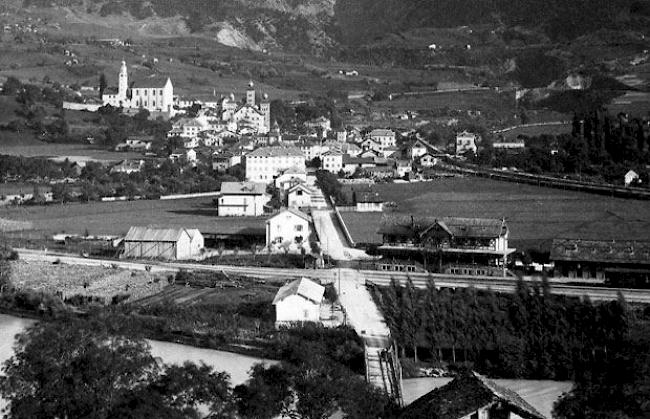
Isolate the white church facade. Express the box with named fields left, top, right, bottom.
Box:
left=102, top=61, right=174, bottom=114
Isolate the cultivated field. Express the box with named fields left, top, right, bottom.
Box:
left=342, top=177, right=650, bottom=250
left=134, top=282, right=280, bottom=308
left=0, top=197, right=267, bottom=237
left=10, top=260, right=168, bottom=303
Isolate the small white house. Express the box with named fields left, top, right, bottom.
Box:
left=625, top=170, right=639, bottom=186
left=419, top=153, right=439, bottom=167
left=455, top=130, right=478, bottom=155
left=321, top=150, right=343, bottom=174
left=217, top=182, right=270, bottom=216
left=266, top=208, right=312, bottom=246
left=272, top=277, right=325, bottom=327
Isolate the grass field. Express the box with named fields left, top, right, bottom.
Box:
left=1, top=139, right=142, bottom=162
left=341, top=177, right=650, bottom=250
left=499, top=123, right=572, bottom=140
left=0, top=197, right=267, bottom=237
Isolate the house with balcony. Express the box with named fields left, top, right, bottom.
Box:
left=377, top=215, right=515, bottom=275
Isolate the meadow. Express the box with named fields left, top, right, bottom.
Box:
left=342, top=177, right=650, bottom=251
left=0, top=197, right=267, bottom=237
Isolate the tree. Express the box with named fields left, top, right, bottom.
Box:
left=233, top=364, right=293, bottom=419
left=2, top=76, right=22, bottom=96
left=99, top=72, right=107, bottom=97
left=293, top=367, right=340, bottom=419
left=337, top=375, right=398, bottom=419
left=0, top=319, right=235, bottom=419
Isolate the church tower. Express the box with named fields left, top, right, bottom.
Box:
left=118, top=60, right=128, bottom=100
left=260, top=92, right=271, bottom=134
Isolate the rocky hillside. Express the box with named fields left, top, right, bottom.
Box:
left=15, top=0, right=650, bottom=61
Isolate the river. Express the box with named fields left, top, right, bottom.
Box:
left=0, top=314, right=571, bottom=418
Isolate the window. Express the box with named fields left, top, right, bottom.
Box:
left=295, top=225, right=303, bottom=232
left=303, top=309, right=309, bottom=318
left=159, top=89, right=163, bottom=95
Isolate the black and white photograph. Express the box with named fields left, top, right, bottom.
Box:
left=0, top=0, right=649, bottom=418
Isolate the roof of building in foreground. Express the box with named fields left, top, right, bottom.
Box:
left=400, top=371, right=545, bottom=419
left=247, top=146, right=304, bottom=158
left=272, top=277, right=324, bottom=305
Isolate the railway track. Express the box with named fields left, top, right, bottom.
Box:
left=16, top=249, right=650, bottom=304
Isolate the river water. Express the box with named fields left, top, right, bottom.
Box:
left=0, top=314, right=571, bottom=418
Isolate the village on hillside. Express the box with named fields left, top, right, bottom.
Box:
left=1, top=50, right=649, bottom=419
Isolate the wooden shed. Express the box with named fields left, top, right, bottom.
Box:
left=123, top=226, right=204, bottom=260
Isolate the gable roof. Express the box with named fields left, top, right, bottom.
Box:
left=272, top=277, right=324, bottom=305
left=220, top=181, right=267, bottom=195
left=270, top=207, right=312, bottom=223
left=550, top=239, right=650, bottom=265
left=400, top=371, right=545, bottom=419
left=248, top=146, right=304, bottom=158
left=370, top=129, right=395, bottom=137
left=378, top=215, right=507, bottom=239
left=124, top=226, right=190, bottom=243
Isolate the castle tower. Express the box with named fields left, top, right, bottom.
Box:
left=246, top=81, right=255, bottom=106
left=118, top=60, right=128, bottom=100
left=260, top=92, right=270, bottom=134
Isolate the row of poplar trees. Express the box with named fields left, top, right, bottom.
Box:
left=371, top=277, right=631, bottom=380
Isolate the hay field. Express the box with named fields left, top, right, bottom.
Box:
left=0, top=197, right=266, bottom=237
left=345, top=177, right=650, bottom=250
left=10, top=260, right=168, bottom=302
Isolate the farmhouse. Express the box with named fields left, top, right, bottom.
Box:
left=287, top=183, right=327, bottom=209
left=419, top=153, right=439, bottom=167
left=110, top=159, right=144, bottom=174
left=123, top=226, right=204, bottom=260
left=550, top=239, right=650, bottom=285
left=266, top=208, right=313, bottom=246
left=272, top=277, right=325, bottom=328
left=456, top=131, right=478, bottom=155
left=400, top=371, right=545, bottom=419
left=216, top=182, right=270, bottom=216
left=369, top=129, right=396, bottom=150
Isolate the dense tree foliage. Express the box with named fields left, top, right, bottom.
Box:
left=0, top=318, right=234, bottom=419
left=476, top=110, right=650, bottom=183
left=314, top=170, right=350, bottom=204
left=553, top=318, right=650, bottom=419
left=373, top=279, right=634, bottom=380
